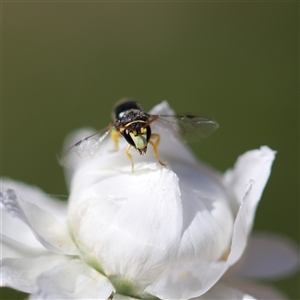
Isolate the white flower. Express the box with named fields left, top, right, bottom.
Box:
left=1, top=102, right=298, bottom=299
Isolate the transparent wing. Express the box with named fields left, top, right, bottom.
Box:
left=151, top=114, right=219, bottom=142
left=59, top=126, right=113, bottom=168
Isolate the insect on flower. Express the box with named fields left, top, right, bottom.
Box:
left=60, top=98, right=219, bottom=171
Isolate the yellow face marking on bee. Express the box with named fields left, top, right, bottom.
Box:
left=124, top=120, right=147, bottom=128
left=140, top=127, right=146, bottom=134
left=129, top=132, right=148, bottom=150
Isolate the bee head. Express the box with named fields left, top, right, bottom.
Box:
left=122, top=124, right=151, bottom=153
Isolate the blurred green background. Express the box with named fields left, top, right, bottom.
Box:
left=2, top=2, right=299, bottom=299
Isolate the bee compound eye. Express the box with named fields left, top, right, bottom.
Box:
left=123, top=129, right=135, bottom=147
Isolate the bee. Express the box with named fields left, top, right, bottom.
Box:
left=61, top=99, right=219, bottom=171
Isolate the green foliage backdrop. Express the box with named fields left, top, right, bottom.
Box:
left=2, top=2, right=299, bottom=299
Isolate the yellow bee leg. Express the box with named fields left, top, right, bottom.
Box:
left=110, top=129, right=121, bottom=151
left=125, top=144, right=135, bottom=172
left=149, top=133, right=167, bottom=167
left=150, top=133, right=161, bottom=148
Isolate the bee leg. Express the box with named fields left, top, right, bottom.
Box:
left=149, top=133, right=168, bottom=167
left=110, top=129, right=121, bottom=151
left=125, top=144, right=135, bottom=172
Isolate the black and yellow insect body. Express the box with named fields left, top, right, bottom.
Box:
left=111, top=100, right=166, bottom=170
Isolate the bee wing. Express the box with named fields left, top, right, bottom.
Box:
left=59, top=125, right=113, bottom=168
left=151, top=114, right=219, bottom=142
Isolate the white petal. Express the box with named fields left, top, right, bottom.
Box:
left=31, top=259, right=115, bottom=299
left=227, top=232, right=299, bottom=280
left=2, top=208, right=45, bottom=251
left=226, top=181, right=256, bottom=266
left=172, top=161, right=233, bottom=264
left=223, top=146, right=276, bottom=215
left=1, top=179, right=69, bottom=251
left=146, top=260, right=228, bottom=299
left=1, top=188, right=78, bottom=255
left=194, top=281, right=256, bottom=300
left=225, top=146, right=276, bottom=265
left=69, top=167, right=183, bottom=285
left=1, top=179, right=68, bottom=222
left=1, top=254, right=70, bottom=293
left=2, top=235, right=48, bottom=259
